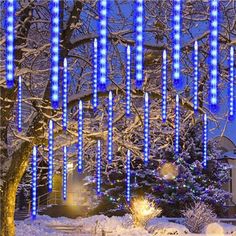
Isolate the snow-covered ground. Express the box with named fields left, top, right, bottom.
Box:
left=15, top=215, right=236, bottom=236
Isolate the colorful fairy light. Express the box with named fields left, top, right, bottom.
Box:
left=203, top=114, right=208, bottom=168
left=126, top=149, right=131, bottom=203
left=193, top=41, right=199, bottom=113
left=18, top=76, right=22, bottom=132
left=5, top=0, right=15, bottom=88
left=135, top=0, right=144, bottom=88
left=209, top=0, right=219, bottom=109
left=126, top=45, right=131, bottom=117
left=96, top=140, right=101, bottom=195
left=62, top=58, right=68, bottom=130
left=50, top=0, right=60, bottom=108
left=93, top=38, right=98, bottom=109
left=99, top=0, right=107, bottom=90
left=144, top=92, right=149, bottom=164
left=48, top=120, right=54, bottom=192
left=229, top=46, right=234, bottom=120
left=108, top=91, right=113, bottom=162
left=31, top=146, right=37, bottom=220
left=162, top=50, right=167, bottom=122
left=63, top=146, right=67, bottom=200
left=175, top=94, right=180, bottom=155
left=78, top=100, right=83, bottom=172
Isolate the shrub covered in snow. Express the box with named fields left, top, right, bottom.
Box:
left=182, top=201, right=216, bottom=233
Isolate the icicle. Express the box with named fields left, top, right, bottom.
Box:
left=108, top=91, right=113, bottom=162
left=144, top=92, right=149, bottom=164
left=78, top=100, right=83, bottom=172
left=193, top=41, right=199, bottom=113
left=126, top=149, right=131, bottom=203
left=229, top=46, right=234, bottom=120
left=5, top=0, right=15, bottom=88
left=99, top=0, right=107, bottom=90
left=48, top=120, right=54, bottom=192
left=135, top=0, right=144, bottom=88
left=18, top=76, right=22, bottom=132
left=209, top=0, right=219, bottom=110
left=62, top=58, right=68, bottom=130
left=31, top=146, right=37, bottom=220
left=96, top=140, right=101, bottom=195
left=162, top=50, right=167, bottom=122
left=172, top=0, right=182, bottom=87
left=63, top=146, right=67, bottom=200
left=126, top=45, right=131, bottom=117
left=203, top=114, right=208, bottom=168
left=175, top=94, right=180, bottom=155
left=50, top=0, right=60, bottom=108
left=93, top=38, right=98, bottom=109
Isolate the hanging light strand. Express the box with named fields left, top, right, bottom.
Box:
left=135, top=0, right=144, bottom=88
left=18, top=76, right=22, bottom=132
left=193, top=41, right=199, bottom=113
left=93, top=38, right=98, bottom=109
left=5, top=0, right=15, bottom=88
left=50, top=0, right=60, bottom=108
left=144, top=92, right=149, bottom=164
left=48, top=120, right=54, bottom=192
left=175, top=94, right=180, bottom=155
left=78, top=100, right=83, bottom=172
left=126, top=149, right=131, bottom=203
left=229, top=46, right=234, bottom=119
left=162, top=50, right=167, bottom=122
left=203, top=114, right=208, bottom=168
left=62, top=58, right=68, bottom=130
left=31, top=146, right=37, bottom=220
left=63, top=146, right=67, bottom=200
left=96, top=140, right=101, bottom=195
left=108, top=91, right=113, bottom=162
left=126, top=45, right=131, bottom=117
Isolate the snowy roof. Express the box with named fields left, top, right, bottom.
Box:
left=223, top=151, right=236, bottom=160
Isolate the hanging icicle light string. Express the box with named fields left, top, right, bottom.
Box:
left=162, top=50, right=167, bottom=122
left=229, top=46, right=234, bottom=120
left=175, top=94, right=180, bottom=156
left=126, top=45, right=131, bottom=117
left=107, top=91, right=113, bottom=163
left=31, top=146, right=37, bottom=220
left=18, top=76, right=22, bottom=132
left=93, top=38, right=98, bottom=109
left=203, top=114, right=208, bottom=168
left=63, top=146, right=67, bottom=200
left=48, top=120, right=54, bottom=192
left=62, top=58, right=68, bottom=130
left=78, top=100, right=83, bottom=172
left=96, top=140, right=102, bottom=195
left=193, top=41, right=199, bottom=113
left=144, top=92, right=150, bottom=164
left=126, top=149, right=131, bottom=203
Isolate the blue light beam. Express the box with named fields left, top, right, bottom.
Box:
left=203, top=114, right=208, bottom=168
left=18, top=76, right=22, bottom=132
left=48, top=120, right=54, bottom=192
left=108, top=91, right=113, bottom=163
left=193, top=41, right=199, bottom=113
left=229, top=46, right=234, bottom=120
left=175, top=94, right=180, bottom=155
left=93, top=38, right=98, bottom=109
left=78, top=100, right=83, bottom=172
left=162, top=50, right=167, bottom=122
left=144, top=92, right=150, bottom=164
left=126, top=149, right=131, bottom=203
left=126, top=45, right=131, bottom=117
left=63, top=146, right=67, bottom=200
left=31, top=146, right=37, bottom=220
left=96, top=140, right=101, bottom=195
left=62, top=58, right=68, bottom=130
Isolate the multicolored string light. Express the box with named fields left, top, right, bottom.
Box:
left=144, top=92, right=149, bottom=164
left=126, top=149, right=131, bottom=203
left=229, top=46, right=234, bottom=120
left=18, top=76, right=22, bottom=132
left=96, top=140, right=101, bottom=195
left=63, top=146, right=67, bottom=200
left=172, top=0, right=182, bottom=87
left=5, top=0, right=15, bottom=88
left=162, top=50, right=167, bottom=122
left=135, top=0, right=144, bottom=88
left=209, top=0, right=219, bottom=109
left=31, top=146, right=37, bottom=220
left=126, top=45, right=131, bottom=117
left=50, top=0, right=60, bottom=108
left=203, top=113, right=208, bottom=168
left=108, top=91, right=113, bottom=163
left=78, top=100, right=83, bottom=172
left=48, top=120, right=54, bottom=192
left=175, top=94, right=180, bottom=155
left=99, top=0, right=107, bottom=90
left=62, top=58, right=68, bottom=130
left=93, top=38, right=98, bottom=109
left=193, top=41, right=199, bottom=113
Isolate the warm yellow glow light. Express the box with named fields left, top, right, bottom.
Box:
left=205, top=223, right=224, bottom=236
left=160, top=162, right=178, bottom=180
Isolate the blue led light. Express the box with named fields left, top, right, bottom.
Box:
left=162, top=50, right=167, bottom=122
left=172, top=0, right=182, bottom=87
left=48, top=120, right=54, bottom=192
left=126, top=149, right=131, bottom=203
left=126, top=45, right=131, bottom=117
left=144, top=92, right=149, bottom=164
left=135, top=0, right=144, bottom=88
left=93, top=38, right=98, bottom=109
left=63, top=146, right=67, bottom=200
left=62, top=58, right=68, bottom=130
left=99, top=0, right=107, bottom=90
left=50, top=0, right=60, bottom=108
left=31, top=146, right=37, bottom=220
left=193, top=41, right=199, bottom=113
left=209, top=0, right=219, bottom=109
left=96, top=140, right=101, bottom=195
left=229, top=46, right=234, bottom=120
left=18, top=76, right=22, bottom=132
left=108, top=91, right=113, bottom=163
left=78, top=100, right=83, bottom=172
left=175, top=94, right=180, bottom=155
left=5, top=0, right=15, bottom=88
left=203, top=114, right=208, bottom=168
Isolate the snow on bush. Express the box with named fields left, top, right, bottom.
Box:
left=182, top=202, right=216, bottom=233
left=202, top=222, right=236, bottom=235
